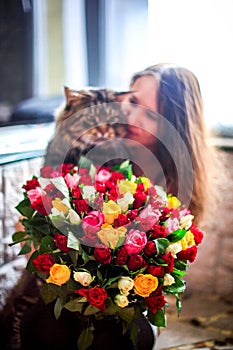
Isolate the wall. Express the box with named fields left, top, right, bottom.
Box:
left=0, top=150, right=232, bottom=309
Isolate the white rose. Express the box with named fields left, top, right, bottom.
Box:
left=73, top=271, right=93, bottom=286
left=180, top=214, right=194, bottom=230
left=82, top=186, right=96, bottom=201
left=114, top=294, right=129, bottom=308
left=166, top=242, right=182, bottom=257
left=163, top=273, right=175, bottom=286
left=117, top=192, right=134, bottom=212
left=118, top=276, right=134, bottom=296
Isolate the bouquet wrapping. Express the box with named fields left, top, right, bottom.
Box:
left=11, top=159, right=203, bottom=350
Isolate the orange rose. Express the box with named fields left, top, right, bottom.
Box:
left=134, top=273, right=158, bottom=297
left=46, top=263, right=71, bottom=286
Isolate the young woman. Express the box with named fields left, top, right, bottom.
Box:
left=123, top=63, right=212, bottom=223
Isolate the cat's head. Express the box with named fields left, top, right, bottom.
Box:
left=55, top=86, right=132, bottom=126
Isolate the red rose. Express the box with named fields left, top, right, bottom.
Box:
left=59, top=163, right=77, bottom=176
left=127, top=209, right=138, bottom=221
left=94, top=245, right=112, bottom=264
left=145, top=293, right=166, bottom=313
left=105, top=180, right=117, bottom=189
left=95, top=182, right=107, bottom=193
left=110, top=170, right=124, bottom=183
left=32, top=253, right=55, bottom=274
left=72, top=199, right=89, bottom=214
left=93, top=194, right=104, bottom=211
left=160, top=207, right=172, bottom=221
left=82, top=211, right=104, bottom=230
left=177, top=246, right=198, bottom=263
left=150, top=224, right=168, bottom=239
left=136, top=182, right=147, bottom=193
left=27, top=187, right=52, bottom=215
left=44, top=183, right=63, bottom=199
left=108, top=188, right=119, bottom=201
left=146, top=265, right=165, bottom=277
left=127, top=254, right=144, bottom=271
left=144, top=241, right=157, bottom=256
left=71, top=187, right=82, bottom=199
left=22, top=178, right=40, bottom=191
left=76, top=286, right=108, bottom=311
left=114, top=214, right=130, bottom=228
left=54, top=233, right=69, bottom=252
left=190, top=223, right=204, bottom=245
left=133, top=191, right=147, bottom=209
left=115, top=246, right=128, bottom=265
left=160, top=253, right=175, bottom=273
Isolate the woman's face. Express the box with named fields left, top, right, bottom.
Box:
left=124, top=75, right=159, bottom=150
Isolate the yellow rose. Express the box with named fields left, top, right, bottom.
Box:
left=97, top=226, right=127, bottom=249
left=140, top=177, right=152, bottom=190
left=73, top=271, right=93, bottom=286
left=117, top=179, right=137, bottom=195
left=46, top=264, right=71, bottom=286
left=52, top=198, right=69, bottom=215
left=167, top=196, right=181, bottom=209
left=103, top=200, right=121, bottom=224
left=179, top=230, right=196, bottom=250
left=118, top=276, right=134, bottom=296
left=134, top=274, right=158, bottom=297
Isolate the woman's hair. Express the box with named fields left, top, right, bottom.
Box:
left=130, top=63, right=213, bottom=223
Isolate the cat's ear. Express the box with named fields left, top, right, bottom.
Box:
left=115, top=91, right=134, bottom=102
left=64, top=86, right=93, bottom=106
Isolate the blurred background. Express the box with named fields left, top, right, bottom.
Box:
left=0, top=1, right=232, bottom=349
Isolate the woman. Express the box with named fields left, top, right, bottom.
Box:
left=123, top=63, right=212, bottom=223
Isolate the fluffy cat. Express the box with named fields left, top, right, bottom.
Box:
left=44, top=87, right=132, bottom=167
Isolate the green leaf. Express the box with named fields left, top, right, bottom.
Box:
left=11, top=231, right=28, bottom=243
left=83, top=304, right=99, bottom=316
left=175, top=293, right=182, bottom=317
left=102, top=275, right=121, bottom=289
left=117, top=306, right=135, bottom=324
left=15, top=198, right=35, bottom=218
left=68, top=231, right=80, bottom=251
left=39, top=236, right=55, bottom=254
left=148, top=309, right=166, bottom=327
left=18, top=240, right=32, bottom=255
left=166, top=229, right=186, bottom=242
left=155, top=238, right=170, bottom=254
left=64, top=298, right=85, bottom=313
left=54, top=297, right=64, bottom=319
left=174, top=260, right=188, bottom=271
left=163, top=277, right=186, bottom=294
left=129, top=320, right=138, bottom=343
left=50, top=177, right=70, bottom=199
left=77, top=327, right=94, bottom=350
left=40, top=283, right=60, bottom=304
left=172, top=268, right=186, bottom=277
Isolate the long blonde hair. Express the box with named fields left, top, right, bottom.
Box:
left=130, top=63, right=212, bottom=222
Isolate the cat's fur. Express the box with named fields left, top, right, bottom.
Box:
left=44, top=87, right=132, bottom=167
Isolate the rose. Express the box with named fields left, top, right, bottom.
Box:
left=110, top=170, right=124, bottom=183
left=134, top=274, right=158, bottom=297
left=94, top=244, right=112, bottom=264
left=73, top=271, right=93, bottom=286
left=138, top=204, right=161, bottom=231
left=72, top=199, right=89, bottom=214
left=98, top=226, right=127, bottom=249
left=166, top=242, right=183, bottom=258
left=190, top=223, right=204, bottom=245
left=163, top=273, right=175, bottom=286
left=140, top=177, right=152, bottom=190
left=52, top=197, right=70, bottom=215
left=127, top=254, right=144, bottom=271
left=180, top=214, right=194, bottom=230
left=124, top=229, right=147, bottom=255
left=82, top=230, right=99, bottom=246
left=54, top=233, right=69, bottom=252
left=133, top=190, right=147, bottom=209
left=102, top=200, right=121, bottom=224
left=115, top=246, right=128, bottom=265
left=118, top=276, right=134, bottom=296
left=64, top=173, right=80, bottom=189
left=179, top=231, right=196, bottom=250
left=82, top=186, right=96, bottom=201
left=76, top=286, right=108, bottom=311
left=95, top=168, right=111, bottom=183
left=160, top=253, right=175, bottom=273
left=40, top=165, right=60, bottom=178
left=144, top=241, right=157, bottom=256
left=117, top=193, right=134, bottom=212
left=32, top=253, right=55, bottom=274
left=146, top=265, right=165, bottom=277
left=114, top=294, right=129, bottom=308
left=177, top=245, right=198, bottom=262
left=46, top=264, right=71, bottom=286
left=22, top=178, right=40, bottom=191
left=27, top=187, right=52, bottom=215
left=44, top=183, right=63, bottom=199
left=113, top=214, right=130, bottom=228
left=145, top=293, right=166, bottom=313
left=82, top=210, right=104, bottom=233
left=117, top=179, right=137, bottom=195
left=167, top=196, right=181, bottom=209
left=150, top=224, right=168, bottom=239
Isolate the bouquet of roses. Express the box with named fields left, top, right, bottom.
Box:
left=11, top=159, right=203, bottom=350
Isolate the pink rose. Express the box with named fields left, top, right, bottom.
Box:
left=138, top=204, right=161, bottom=231
left=95, top=169, right=111, bottom=183
left=124, top=229, right=147, bottom=255
left=27, top=187, right=52, bottom=215
left=82, top=211, right=104, bottom=232
left=64, top=173, right=79, bottom=189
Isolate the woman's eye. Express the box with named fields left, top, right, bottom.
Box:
left=129, top=97, right=138, bottom=105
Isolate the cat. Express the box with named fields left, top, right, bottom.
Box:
left=44, top=86, right=132, bottom=168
